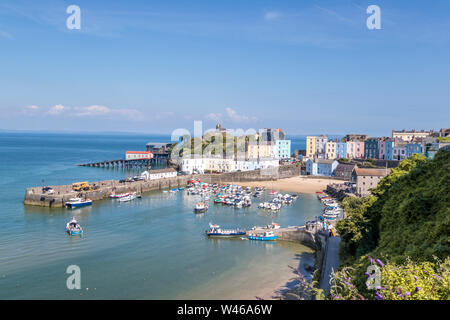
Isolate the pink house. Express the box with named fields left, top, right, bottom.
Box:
left=346, top=141, right=365, bottom=159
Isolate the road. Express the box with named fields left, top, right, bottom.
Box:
left=319, top=235, right=341, bottom=294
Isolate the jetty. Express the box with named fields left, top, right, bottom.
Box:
left=24, top=175, right=195, bottom=208
left=245, top=226, right=321, bottom=249
left=77, top=158, right=153, bottom=168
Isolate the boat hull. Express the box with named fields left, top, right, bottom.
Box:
left=65, top=201, right=92, bottom=209
left=207, top=232, right=246, bottom=237
left=66, top=228, right=83, bottom=236
left=248, top=235, right=278, bottom=241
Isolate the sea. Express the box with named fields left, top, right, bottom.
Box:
left=0, top=132, right=324, bottom=299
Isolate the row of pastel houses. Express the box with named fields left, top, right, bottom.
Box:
left=306, top=128, right=449, bottom=161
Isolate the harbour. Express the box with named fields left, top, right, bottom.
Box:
left=1, top=132, right=323, bottom=300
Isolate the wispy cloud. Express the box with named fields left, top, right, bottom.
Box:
left=47, top=104, right=67, bottom=115
left=0, top=30, right=13, bottom=38
left=205, top=108, right=257, bottom=124
left=314, top=5, right=356, bottom=26
left=155, top=111, right=175, bottom=120
left=264, top=11, right=282, bottom=21
left=27, top=104, right=144, bottom=121
left=205, top=112, right=223, bottom=122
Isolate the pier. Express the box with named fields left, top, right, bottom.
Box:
left=77, top=158, right=153, bottom=168
left=24, top=175, right=195, bottom=208
left=245, top=226, right=322, bottom=250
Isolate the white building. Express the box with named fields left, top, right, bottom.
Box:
left=141, top=168, right=177, bottom=180
left=180, top=156, right=207, bottom=174
left=180, top=156, right=279, bottom=174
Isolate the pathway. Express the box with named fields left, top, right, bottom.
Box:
left=319, top=235, right=341, bottom=294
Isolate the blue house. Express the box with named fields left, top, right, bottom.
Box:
left=306, top=159, right=339, bottom=176
left=364, top=138, right=379, bottom=159
left=305, top=159, right=318, bottom=175
left=276, top=139, right=291, bottom=159
left=384, top=140, right=395, bottom=160
left=336, top=142, right=347, bottom=159
left=406, top=143, right=423, bottom=158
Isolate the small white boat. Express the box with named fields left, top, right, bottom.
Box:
left=194, top=202, right=208, bottom=213
left=66, top=218, right=83, bottom=236
left=264, top=222, right=280, bottom=230
left=118, top=192, right=137, bottom=202
left=109, top=192, right=131, bottom=199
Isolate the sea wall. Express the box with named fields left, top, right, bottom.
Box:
left=267, top=227, right=328, bottom=284
left=24, top=164, right=302, bottom=207
left=24, top=175, right=196, bottom=208
left=277, top=228, right=327, bottom=269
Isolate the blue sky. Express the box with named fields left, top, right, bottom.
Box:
left=0, top=0, right=449, bottom=136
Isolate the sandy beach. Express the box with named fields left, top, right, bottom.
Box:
left=227, top=176, right=340, bottom=195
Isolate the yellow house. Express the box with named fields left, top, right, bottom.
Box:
left=325, top=140, right=337, bottom=159
left=306, top=136, right=316, bottom=158
left=246, top=141, right=274, bottom=159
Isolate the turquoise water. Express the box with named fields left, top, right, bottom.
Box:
left=0, top=132, right=320, bottom=299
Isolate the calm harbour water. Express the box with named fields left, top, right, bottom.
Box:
left=0, top=132, right=322, bottom=299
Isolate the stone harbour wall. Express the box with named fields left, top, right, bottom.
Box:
left=24, top=164, right=301, bottom=207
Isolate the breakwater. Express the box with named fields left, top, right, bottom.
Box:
left=24, top=164, right=302, bottom=207
left=247, top=226, right=326, bottom=252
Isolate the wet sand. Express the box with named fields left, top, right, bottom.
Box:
left=177, top=242, right=315, bottom=300
left=227, top=176, right=340, bottom=195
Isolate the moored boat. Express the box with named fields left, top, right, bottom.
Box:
left=65, top=198, right=92, bottom=209
left=109, top=192, right=131, bottom=199
left=265, top=222, right=280, bottom=230
left=118, top=192, right=137, bottom=202
left=194, top=202, right=208, bottom=213
left=205, top=224, right=246, bottom=237
left=248, top=230, right=278, bottom=241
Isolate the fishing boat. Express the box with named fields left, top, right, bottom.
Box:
left=205, top=224, right=246, bottom=237
left=65, top=218, right=83, bottom=236
left=265, top=222, right=280, bottom=230
left=109, top=192, right=131, bottom=199
left=248, top=230, right=278, bottom=241
left=319, top=215, right=336, bottom=221
left=194, top=202, right=208, bottom=213
left=65, top=198, right=92, bottom=209
left=118, top=192, right=137, bottom=202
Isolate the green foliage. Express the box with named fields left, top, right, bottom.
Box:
left=338, top=152, right=449, bottom=264
left=172, top=131, right=254, bottom=158
left=437, top=136, right=450, bottom=143
left=328, top=256, right=450, bottom=300
left=333, top=150, right=450, bottom=299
